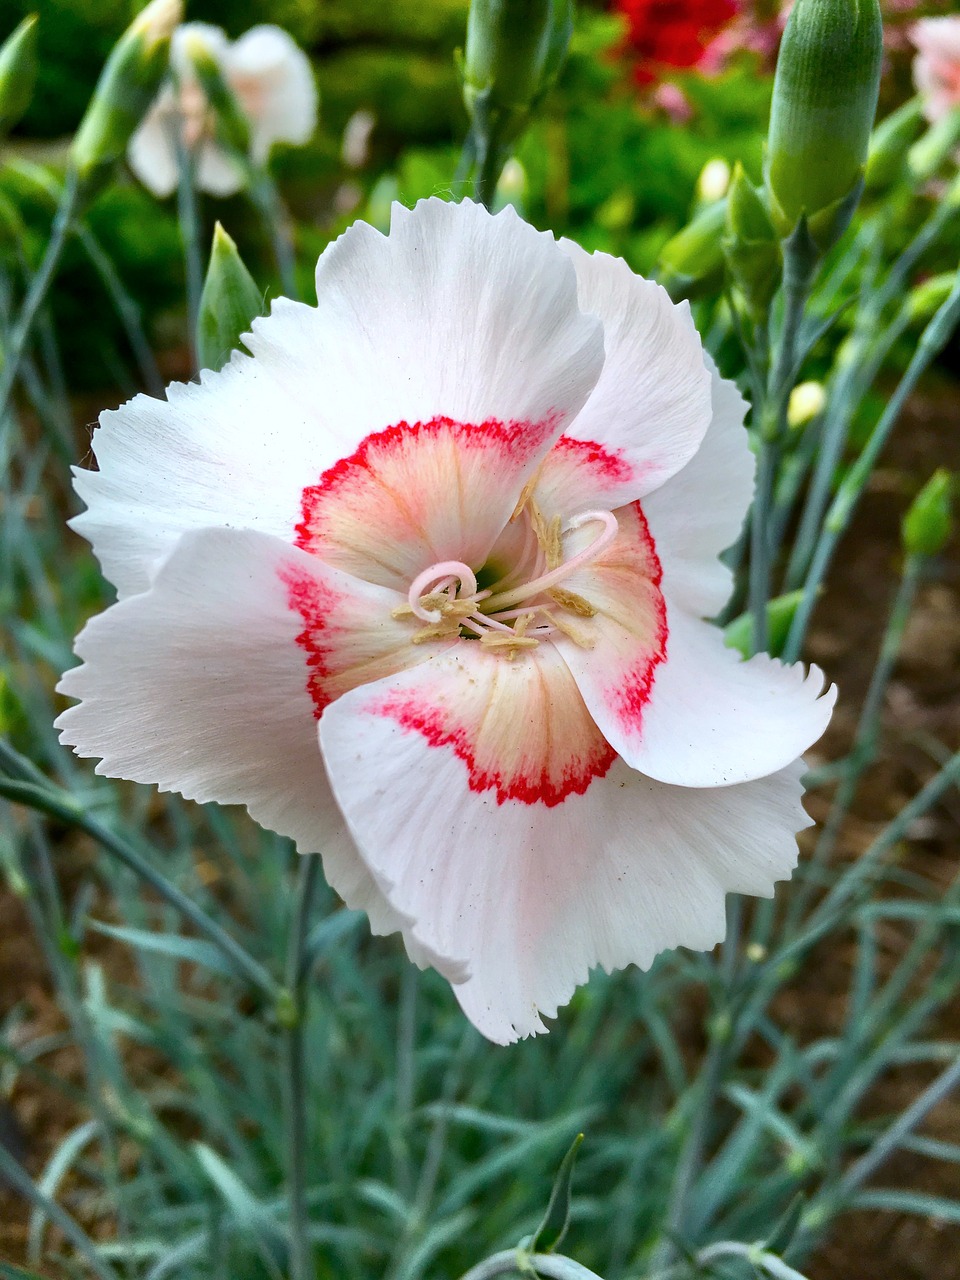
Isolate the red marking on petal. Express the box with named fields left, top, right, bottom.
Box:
left=280, top=564, right=341, bottom=719
left=550, top=435, right=635, bottom=486
left=295, top=415, right=556, bottom=574
left=379, top=689, right=617, bottom=808
left=592, top=500, right=668, bottom=728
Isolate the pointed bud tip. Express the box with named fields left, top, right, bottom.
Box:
left=132, top=0, right=182, bottom=46
left=903, top=469, right=953, bottom=558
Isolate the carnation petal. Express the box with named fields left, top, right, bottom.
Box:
left=556, top=238, right=713, bottom=506
left=75, top=199, right=603, bottom=601
left=55, top=526, right=438, bottom=940
left=641, top=358, right=754, bottom=617
left=320, top=657, right=809, bottom=1042
left=228, top=25, right=318, bottom=160
left=570, top=598, right=835, bottom=788
left=126, top=93, right=179, bottom=198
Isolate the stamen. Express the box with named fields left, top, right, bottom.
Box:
left=407, top=560, right=478, bottom=622
left=482, top=509, right=618, bottom=613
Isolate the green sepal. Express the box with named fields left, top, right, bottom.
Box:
left=902, top=469, right=952, bottom=558
left=723, top=163, right=782, bottom=317
left=462, top=0, right=569, bottom=151
left=530, top=1132, right=583, bottom=1255
left=70, top=0, right=181, bottom=186
left=865, top=97, right=924, bottom=190
left=197, top=223, right=264, bottom=374
left=658, top=197, right=727, bottom=300
left=0, top=14, right=38, bottom=138
left=724, top=590, right=807, bottom=659
left=765, top=0, right=882, bottom=236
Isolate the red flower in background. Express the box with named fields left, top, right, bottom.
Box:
left=616, top=0, right=740, bottom=83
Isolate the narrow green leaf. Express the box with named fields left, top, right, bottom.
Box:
left=196, top=222, right=265, bottom=374
left=88, top=920, right=239, bottom=979
left=531, top=1132, right=584, bottom=1254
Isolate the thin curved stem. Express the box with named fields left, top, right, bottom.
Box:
left=0, top=167, right=80, bottom=423
left=281, top=853, right=321, bottom=1280
left=457, top=1250, right=605, bottom=1280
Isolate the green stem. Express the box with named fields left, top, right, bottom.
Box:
left=0, top=770, right=278, bottom=998
left=175, top=137, right=203, bottom=373
left=473, top=130, right=505, bottom=211
left=749, top=235, right=817, bottom=654
left=785, top=556, right=921, bottom=933
left=651, top=901, right=743, bottom=1267
left=76, top=223, right=164, bottom=396
left=783, top=274, right=960, bottom=663
left=0, top=167, right=80, bottom=423
left=250, top=168, right=298, bottom=300
left=281, top=853, right=321, bottom=1280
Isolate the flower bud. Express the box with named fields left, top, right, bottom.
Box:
left=658, top=197, right=726, bottom=300
left=463, top=0, right=569, bottom=147
left=787, top=380, right=826, bottom=428
left=71, top=0, right=182, bottom=182
left=696, top=157, right=731, bottom=205
left=197, top=223, right=264, bottom=374
left=765, top=0, right=883, bottom=249
left=865, top=97, right=924, bottom=190
left=0, top=14, right=38, bottom=137
left=902, top=469, right=952, bottom=558
left=723, top=163, right=782, bottom=318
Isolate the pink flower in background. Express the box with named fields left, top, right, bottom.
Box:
left=57, top=199, right=834, bottom=1044
left=911, top=16, right=960, bottom=123
left=128, top=22, right=317, bottom=198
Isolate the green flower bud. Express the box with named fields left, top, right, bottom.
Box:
left=658, top=197, right=726, bottom=300
left=765, top=0, right=883, bottom=248
left=907, top=273, right=955, bottom=325
left=908, top=109, right=960, bottom=185
left=0, top=14, right=38, bottom=137
left=865, top=97, right=924, bottom=191
left=723, top=162, right=782, bottom=318
left=463, top=0, right=568, bottom=147
left=724, top=590, right=807, bottom=659
left=71, top=0, right=182, bottom=183
left=197, top=222, right=264, bottom=374
left=182, top=32, right=250, bottom=157
left=902, top=469, right=952, bottom=558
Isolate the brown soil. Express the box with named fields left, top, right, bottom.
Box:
left=1, top=383, right=959, bottom=1279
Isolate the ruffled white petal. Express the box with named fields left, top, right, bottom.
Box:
left=577, top=600, right=836, bottom=788
left=227, top=25, right=318, bottom=162
left=126, top=89, right=180, bottom=197
left=247, top=199, right=604, bottom=459
left=75, top=198, right=603, bottom=601
left=319, top=656, right=810, bottom=1042
left=72, top=354, right=325, bottom=599
left=556, top=238, right=713, bottom=506
left=194, top=139, right=246, bottom=196
left=642, top=359, right=754, bottom=618
left=55, top=526, right=438, bottom=941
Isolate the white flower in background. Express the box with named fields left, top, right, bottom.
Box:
left=128, top=21, right=317, bottom=198
left=57, top=199, right=835, bottom=1044
left=911, top=16, right=960, bottom=125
